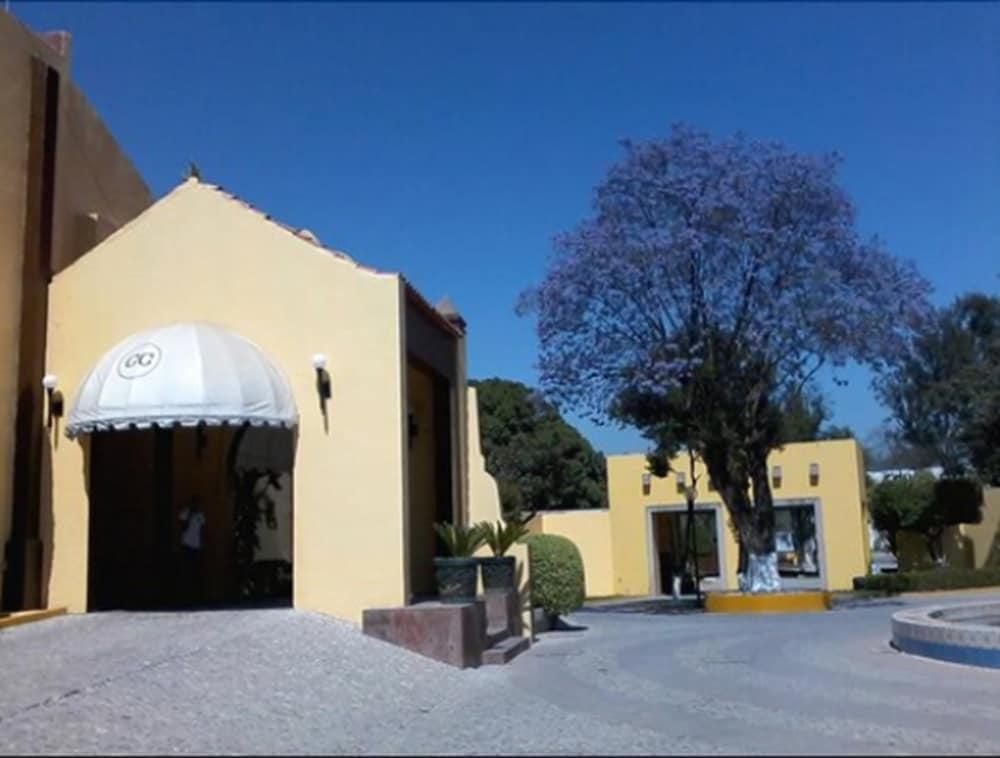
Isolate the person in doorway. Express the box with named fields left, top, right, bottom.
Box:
left=178, top=498, right=207, bottom=606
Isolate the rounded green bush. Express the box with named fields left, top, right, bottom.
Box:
left=523, top=533, right=585, bottom=617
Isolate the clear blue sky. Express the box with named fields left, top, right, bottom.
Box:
left=14, top=2, right=1000, bottom=454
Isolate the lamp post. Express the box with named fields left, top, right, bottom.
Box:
left=683, top=450, right=702, bottom=605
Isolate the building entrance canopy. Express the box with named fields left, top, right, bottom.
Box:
left=65, top=322, right=298, bottom=438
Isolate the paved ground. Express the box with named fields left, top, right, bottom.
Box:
left=2, top=592, right=1000, bottom=755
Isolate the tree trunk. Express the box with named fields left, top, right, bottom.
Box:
left=743, top=456, right=781, bottom=593
left=703, top=448, right=782, bottom=594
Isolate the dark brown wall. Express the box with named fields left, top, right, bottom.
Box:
left=0, top=11, right=153, bottom=609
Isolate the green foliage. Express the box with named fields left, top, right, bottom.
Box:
left=433, top=522, right=486, bottom=558
left=934, top=478, right=985, bottom=525
left=869, top=473, right=984, bottom=560
left=777, top=385, right=857, bottom=444
left=857, top=566, right=1000, bottom=593
left=777, top=387, right=828, bottom=443
left=523, top=533, right=585, bottom=616
left=478, top=520, right=529, bottom=557
left=869, top=472, right=936, bottom=553
left=471, top=378, right=607, bottom=518
left=878, top=293, right=1000, bottom=483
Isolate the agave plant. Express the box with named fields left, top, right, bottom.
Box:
left=433, top=522, right=487, bottom=558
left=478, top=519, right=530, bottom=557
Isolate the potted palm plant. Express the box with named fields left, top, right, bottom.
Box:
left=477, top=520, right=529, bottom=592
left=433, top=522, right=486, bottom=603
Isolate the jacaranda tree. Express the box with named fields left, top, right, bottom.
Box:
left=519, top=123, right=931, bottom=592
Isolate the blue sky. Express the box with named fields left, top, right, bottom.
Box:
left=14, top=2, right=999, bottom=454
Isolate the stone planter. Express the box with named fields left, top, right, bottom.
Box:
left=479, top=556, right=516, bottom=592
left=434, top=557, right=479, bottom=604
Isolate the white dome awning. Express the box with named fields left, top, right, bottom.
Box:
left=66, top=322, right=298, bottom=438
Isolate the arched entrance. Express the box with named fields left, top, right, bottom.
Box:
left=66, top=323, right=298, bottom=611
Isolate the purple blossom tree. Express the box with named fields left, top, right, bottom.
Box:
left=519, top=124, right=932, bottom=592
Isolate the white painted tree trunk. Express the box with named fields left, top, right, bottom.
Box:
left=739, top=552, right=782, bottom=593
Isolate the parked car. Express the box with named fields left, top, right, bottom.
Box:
left=870, top=550, right=899, bottom=574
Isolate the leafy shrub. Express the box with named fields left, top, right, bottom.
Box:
left=433, top=522, right=486, bottom=557
left=855, top=566, right=1000, bottom=593
left=523, top=533, right=585, bottom=617
left=478, top=520, right=529, bottom=557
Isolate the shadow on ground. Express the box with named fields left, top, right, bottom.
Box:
left=578, top=598, right=704, bottom=615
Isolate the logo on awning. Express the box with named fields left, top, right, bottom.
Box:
left=117, top=343, right=162, bottom=379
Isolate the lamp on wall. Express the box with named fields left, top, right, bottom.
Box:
left=771, top=465, right=783, bottom=489
left=675, top=470, right=686, bottom=494
left=311, top=354, right=331, bottom=432
left=641, top=472, right=651, bottom=496
left=311, top=354, right=331, bottom=402
left=42, top=373, right=62, bottom=428
left=809, top=462, right=820, bottom=486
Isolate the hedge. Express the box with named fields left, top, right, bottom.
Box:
left=523, top=533, right=585, bottom=617
left=854, top=566, right=1000, bottom=593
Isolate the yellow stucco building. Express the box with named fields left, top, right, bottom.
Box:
left=35, top=179, right=508, bottom=623
left=531, top=439, right=872, bottom=596
left=0, top=11, right=520, bottom=639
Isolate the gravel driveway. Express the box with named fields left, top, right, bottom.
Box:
left=1, top=592, right=999, bottom=755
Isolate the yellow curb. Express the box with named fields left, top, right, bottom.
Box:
left=0, top=607, right=67, bottom=630
left=705, top=591, right=832, bottom=614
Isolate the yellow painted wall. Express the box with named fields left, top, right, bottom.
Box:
left=527, top=510, right=615, bottom=598
left=959, top=488, right=1000, bottom=568
left=43, top=181, right=407, bottom=622
left=535, top=439, right=870, bottom=597
left=899, top=486, right=1000, bottom=571
left=466, top=386, right=532, bottom=637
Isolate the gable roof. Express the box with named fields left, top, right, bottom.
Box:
left=74, top=178, right=464, bottom=339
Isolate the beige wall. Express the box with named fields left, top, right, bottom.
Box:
left=607, top=440, right=870, bottom=594
left=0, top=10, right=151, bottom=608
left=43, top=181, right=406, bottom=622
left=527, top=509, right=614, bottom=598
left=533, top=439, right=870, bottom=597
left=466, top=386, right=532, bottom=636
left=958, top=488, right=1000, bottom=568
left=899, top=486, right=1000, bottom=571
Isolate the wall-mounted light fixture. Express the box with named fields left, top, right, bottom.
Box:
left=675, top=470, right=686, bottom=494
left=707, top=478, right=716, bottom=492
left=312, top=354, right=332, bottom=432
left=809, top=462, right=820, bottom=486
left=312, top=353, right=331, bottom=401
left=42, top=373, right=63, bottom=428
left=771, top=465, right=783, bottom=489
left=641, top=472, right=651, bottom=496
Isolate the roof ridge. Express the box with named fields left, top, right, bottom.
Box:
left=191, top=179, right=389, bottom=278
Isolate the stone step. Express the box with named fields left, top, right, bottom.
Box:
left=486, top=626, right=510, bottom=648
left=482, top=635, right=529, bottom=665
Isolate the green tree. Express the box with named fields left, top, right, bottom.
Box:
left=776, top=386, right=856, bottom=444
left=869, top=472, right=984, bottom=562
left=472, top=378, right=606, bottom=520
left=777, top=387, right=828, bottom=443
left=878, top=293, right=1000, bottom=483
left=520, top=125, right=930, bottom=591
